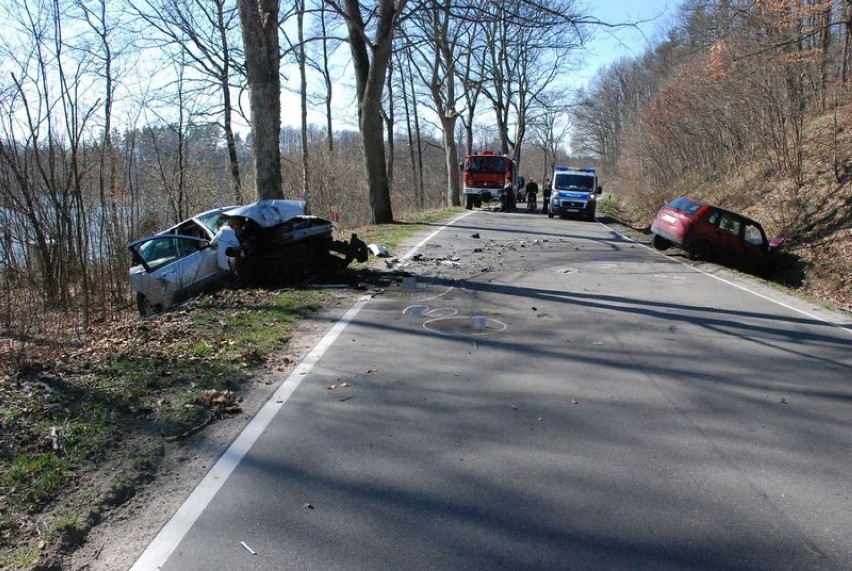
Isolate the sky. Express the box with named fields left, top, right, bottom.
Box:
left=577, top=0, right=680, bottom=87
left=281, top=1, right=682, bottom=131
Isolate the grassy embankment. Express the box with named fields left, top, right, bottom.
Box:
left=0, top=206, right=465, bottom=570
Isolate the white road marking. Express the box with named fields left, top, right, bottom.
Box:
left=129, top=294, right=372, bottom=571
left=603, top=222, right=852, bottom=337
left=130, top=212, right=472, bottom=570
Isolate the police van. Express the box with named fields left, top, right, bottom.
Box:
left=548, top=166, right=602, bottom=221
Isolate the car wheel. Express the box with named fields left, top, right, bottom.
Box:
left=137, top=294, right=157, bottom=317
left=474, top=196, right=482, bottom=208
left=688, top=240, right=712, bottom=261
left=548, top=211, right=554, bottom=218
left=652, top=234, right=672, bottom=251
left=465, top=195, right=473, bottom=210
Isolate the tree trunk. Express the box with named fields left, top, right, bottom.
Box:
left=238, top=0, right=282, bottom=200
left=297, top=0, right=310, bottom=202
left=342, top=0, right=406, bottom=224
left=218, top=9, right=243, bottom=204
left=440, top=116, right=461, bottom=207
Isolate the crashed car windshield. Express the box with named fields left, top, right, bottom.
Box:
left=128, top=200, right=367, bottom=317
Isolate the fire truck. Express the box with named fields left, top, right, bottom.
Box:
left=461, top=151, right=518, bottom=210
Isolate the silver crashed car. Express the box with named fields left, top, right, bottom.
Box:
left=128, top=200, right=366, bottom=316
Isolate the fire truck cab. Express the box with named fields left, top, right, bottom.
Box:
left=461, top=151, right=517, bottom=210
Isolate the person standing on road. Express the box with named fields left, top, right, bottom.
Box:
left=542, top=178, right=552, bottom=215
left=499, top=179, right=516, bottom=212
left=525, top=178, right=539, bottom=213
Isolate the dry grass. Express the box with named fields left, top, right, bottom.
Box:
left=610, top=103, right=852, bottom=312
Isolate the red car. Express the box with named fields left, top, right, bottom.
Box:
left=650, top=196, right=784, bottom=275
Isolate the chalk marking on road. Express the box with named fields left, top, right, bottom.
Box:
left=602, top=222, right=852, bottom=338
left=129, top=294, right=373, bottom=571
left=423, top=315, right=508, bottom=336
left=131, top=213, right=475, bottom=570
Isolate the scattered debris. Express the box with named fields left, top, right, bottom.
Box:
left=368, top=243, right=390, bottom=257
left=303, top=502, right=315, bottom=510
left=241, top=541, right=257, bottom=555
left=203, top=389, right=241, bottom=413
left=471, top=232, right=480, bottom=238
left=49, top=426, right=66, bottom=451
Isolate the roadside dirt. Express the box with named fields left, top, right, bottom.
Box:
left=59, top=215, right=521, bottom=571
left=9, top=211, right=849, bottom=571
left=63, top=296, right=360, bottom=571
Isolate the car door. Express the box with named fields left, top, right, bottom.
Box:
left=738, top=220, right=769, bottom=268
left=130, top=235, right=221, bottom=307
left=710, top=211, right=745, bottom=262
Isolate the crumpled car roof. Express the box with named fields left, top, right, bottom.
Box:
left=223, top=199, right=306, bottom=228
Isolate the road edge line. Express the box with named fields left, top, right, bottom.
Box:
left=130, top=211, right=471, bottom=570
left=601, top=222, right=852, bottom=338
left=129, top=294, right=373, bottom=571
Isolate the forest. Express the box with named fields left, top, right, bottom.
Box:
left=1, top=0, right=850, bottom=343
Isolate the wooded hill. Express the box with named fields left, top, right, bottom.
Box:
left=574, top=0, right=850, bottom=310
left=1, top=0, right=849, bottom=350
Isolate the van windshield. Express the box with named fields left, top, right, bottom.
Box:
left=553, top=174, right=594, bottom=190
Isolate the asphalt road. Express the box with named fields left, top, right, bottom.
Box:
left=133, top=210, right=852, bottom=571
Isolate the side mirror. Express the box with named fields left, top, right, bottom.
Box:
left=458, top=162, right=464, bottom=171
left=596, top=186, right=603, bottom=195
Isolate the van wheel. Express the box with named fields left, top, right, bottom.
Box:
left=652, top=234, right=672, bottom=251
left=465, top=195, right=473, bottom=210
left=688, top=241, right=712, bottom=261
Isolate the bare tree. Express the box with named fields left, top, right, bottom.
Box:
left=401, top=0, right=471, bottom=207
left=238, top=0, right=283, bottom=200
left=325, top=0, right=410, bottom=224
left=527, top=93, right=572, bottom=180
left=470, top=0, right=587, bottom=164
left=129, top=0, right=246, bottom=204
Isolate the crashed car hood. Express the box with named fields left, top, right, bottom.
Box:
left=223, top=199, right=306, bottom=228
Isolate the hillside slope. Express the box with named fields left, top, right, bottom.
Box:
left=615, top=103, right=852, bottom=312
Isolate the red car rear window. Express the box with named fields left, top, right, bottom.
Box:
left=668, top=197, right=703, bottom=215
